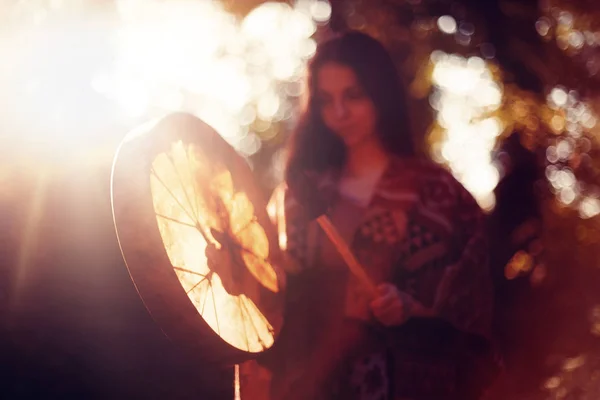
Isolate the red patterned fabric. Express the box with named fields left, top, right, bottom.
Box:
left=279, top=157, right=492, bottom=337
left=241, top=157, right=496, bottom=400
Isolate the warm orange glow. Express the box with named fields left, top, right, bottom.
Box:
left=505, top=250, right=534, bottom=280
left=210, top=169, right=278, bottom=292
left=149, top=140, right=277, bottom=353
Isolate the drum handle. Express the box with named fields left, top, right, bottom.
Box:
left=234, top=364, right=241, bottom=400
left=316, top=215, right=378, bottom=297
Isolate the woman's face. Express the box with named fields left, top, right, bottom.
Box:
left=316, top=63, right=379, bottom=148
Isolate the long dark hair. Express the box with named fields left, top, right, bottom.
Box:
left=285, top=30, right=414, bottom=180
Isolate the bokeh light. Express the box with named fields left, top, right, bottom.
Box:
left=96, top=0, right=329, bottom=156
left=429, top=52, right=503, bottom=211
left=1, top=0, right=330, bottom=161
left=543, top=83, right=600, bottom=213
left=437, top=15, right=457, bottom=35
left=536, top=5, right=600, bottom=77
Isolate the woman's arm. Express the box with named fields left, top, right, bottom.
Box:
left=431, top=172, right=493, bottom=338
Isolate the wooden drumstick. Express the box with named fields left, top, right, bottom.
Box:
left=316, top=216, right=378, bottom=296
left=287, top=170, right=378, bottom=297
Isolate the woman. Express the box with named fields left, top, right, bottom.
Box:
left=211, top=31, right=496, bottom=399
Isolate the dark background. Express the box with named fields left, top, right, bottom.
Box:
left=1, top=164, right=234, bottom=399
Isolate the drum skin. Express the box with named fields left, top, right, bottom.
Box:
left=111, top=112, right=284, bottom=367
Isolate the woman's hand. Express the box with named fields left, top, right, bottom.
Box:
left=205, top=243, right=288, bottom=293
left=205, top=243, right=230, bottom=272
left=369, top=283, right=413, bottom=326
left=205, top=243, right=244, bottom=295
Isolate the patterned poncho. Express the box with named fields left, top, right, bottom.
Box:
left=241, top=157, right=496, bottom=400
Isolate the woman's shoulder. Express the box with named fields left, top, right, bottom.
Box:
left=384, top=156, right=473, bottom=207
left=387, top=156, right=458, bottom=185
